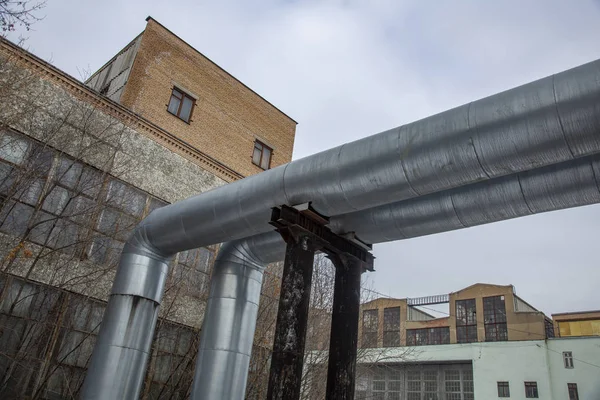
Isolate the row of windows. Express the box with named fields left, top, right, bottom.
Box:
left=497, top=381, right=579, bottom=399
left=355, top=365, right=474, bottom=400
left=0, top=130, right=214, bottom=299
left=166, top=87, right=273, bottom=170
left=406, top=327, right=450, bottom=346
left=456, top=296, right=508, bottom=343
left=363, top=295, right=509, bottom=347
left=0, top=274, right=199, bottom=399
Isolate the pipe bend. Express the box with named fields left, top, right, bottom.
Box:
left=191, top=231, right=284, bottom=400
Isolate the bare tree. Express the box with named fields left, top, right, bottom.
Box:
left=0, top=0, right=45, bottom=35
left=242, top=252, right=415, bottom=400
left=0, top=44, right=214, bottom=399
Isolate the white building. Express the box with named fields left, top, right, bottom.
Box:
left=353, top=336, right=600, bottom=400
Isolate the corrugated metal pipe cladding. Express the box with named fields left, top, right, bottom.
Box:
left=81, top=58, right=600, bottom=399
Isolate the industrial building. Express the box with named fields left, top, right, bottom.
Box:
left=0, top=16, right=294, bottom=399
left=2, top=11, right=600, bottom=400
left=310, top=284, right=599, bottom=400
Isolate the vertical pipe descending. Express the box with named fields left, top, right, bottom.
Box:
left=191, top=232, right=285, bottom=400
left=326, top=255, right=363, bottom=400
left=267, top=234, right=317, bottom=400
left=81, top=245, right=170, bottom=400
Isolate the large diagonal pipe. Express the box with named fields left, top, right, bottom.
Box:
left=82, top=58, right=600, bottom=399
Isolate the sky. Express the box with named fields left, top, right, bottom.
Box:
left=7, top=0, right=600, bottom=317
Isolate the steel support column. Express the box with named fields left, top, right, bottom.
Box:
left=266, top=233, right=317, bottom=400
left=325, top=254, right=363, bottom=400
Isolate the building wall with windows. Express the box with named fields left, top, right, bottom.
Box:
left=0, top=29, right=294, bottom=399
left=350, top=337, right=600, bottom=400
left=359, top=284, right=550, bottom=351
left=449, top=284, right=547, bottom=344
left=86, top=17, right=297, bottom=178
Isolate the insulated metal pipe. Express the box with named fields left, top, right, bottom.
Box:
left=80, top=244, right=170, bottom=400
left=191, top=232, right=285, bottom=400
left=83, top=57, right=600, bottom=399
left=119, top=58, right=600, bottom=256
left=329, top=154, right=600, bottom=243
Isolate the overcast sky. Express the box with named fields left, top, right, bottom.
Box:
left=9, top=0, right=600, bottom=317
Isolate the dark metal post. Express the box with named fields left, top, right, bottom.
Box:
left=325, top=254, right=363, bottom=400
left=267, top=233, right=316, bottom=400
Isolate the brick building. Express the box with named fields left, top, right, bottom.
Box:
left=0, top=16, right=295, bottom=399
left=85, top=16, right=296, bottom=179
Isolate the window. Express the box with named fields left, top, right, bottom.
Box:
left=545, top=318, right=555, bottom=338
left=568, top=383, right=579, bottom=400
left=483, top=295, right=508, bottom=341
left=456, top=298, right=477, bottom=343
left=407, top=327, right=450, bottom=346
left=383, top=307, right=400, bottom=347
left=372, top=367, right=385, bottom=400
left=497, top=381, right=510, bottom=397
left=252, top=140, right=272, bottom=170
left=173, top=247, right=214, bottom=298
left=444, top=369, right=462, bottom=400
left=524, top=382, right=538, bottom=398
left=563, top=351, right=574, bottom=368
left=362, top=309, right=378, bottom=348
left=167, top=87, right=195, bottom=122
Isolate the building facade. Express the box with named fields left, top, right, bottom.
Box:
left=359, top=283, right=552, bottom=349
left=0, top=17, right=294, bottom=399
left=352, top=337, right=600, bottom=400
left=328, top=284, right=599, bottom=400
left=85, top=16, right=296, bottom=179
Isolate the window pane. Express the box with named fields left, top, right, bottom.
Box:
left=28, top=145, right=53, bottom=175
left=0, top=134, right=30, bottom=165
left=484, top=295, right=508, bottom=342
left=57, top=158, right=103, bottom=198
left=29, top=211, right=57, bottom=245
left=383, top=331, right=400, bottom=347
left=64, top=195, right=97, bottom=224
left=0, top=201, right=34, bottom=235
left=106, top=179, right=146, bottom=217
left=180, top=96, right=193, bottom=122
left=568, top=383, right=579, bottom=400
left=97, top=208, right=137, bottom=240
left=168, top=95, right=181, bottom=115
left=88, top=235, right=123, bottom=265
left=56, top=158, right=83, bottom=189
left=42, top=186, right=71, bottom=214
left=260, top=146, right=271, bottom=169
left=252, top=147, right=262, bottom=166
left=383, top=307, right=400, bottom=330
left=525, top=382, right=538, bottom=398
left=18, top=179, right=44, bottom=205
left=498, top=382, right=510, bottom=397
left=0, top=162, right=14, bottom=193
left=47, top=219, right=81, bottom=251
